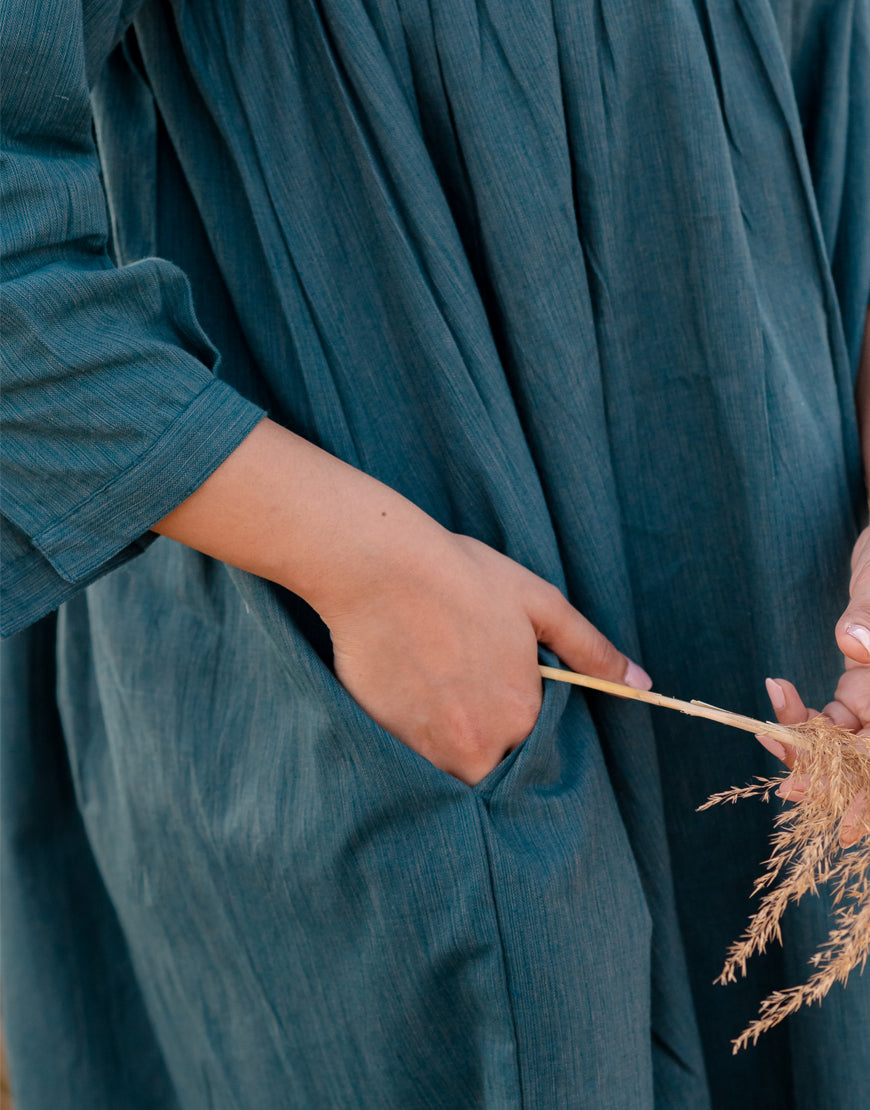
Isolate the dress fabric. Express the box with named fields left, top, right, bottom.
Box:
left=1, top=0, right=869, bottom=1107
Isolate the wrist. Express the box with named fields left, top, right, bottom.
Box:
left=154, top=417, right=454, bottom=621
left=298, top=486, right=455, bottom=625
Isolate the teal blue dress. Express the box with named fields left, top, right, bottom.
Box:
left=2, top=1, right=868, bottom=1106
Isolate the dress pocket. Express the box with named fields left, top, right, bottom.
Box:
left=223, top=565, right=569, bottom=801
left=313, top=654, right=563, bottom=798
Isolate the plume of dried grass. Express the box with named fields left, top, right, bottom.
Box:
left=699, top=717, right=870, bottom=1052
left=537, top=668, right=870, bottom=1052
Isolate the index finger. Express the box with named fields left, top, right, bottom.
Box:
left=756, top=677, right=817, bottom=771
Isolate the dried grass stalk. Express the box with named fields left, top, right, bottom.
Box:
left=539, top=667, right=870, bottom=1052
left=537, top=665, right=802, bottom=746
left=699, top=717, right=870, bottom=1051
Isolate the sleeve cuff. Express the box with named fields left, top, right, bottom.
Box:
left=30, top=377, right=265, bottom=585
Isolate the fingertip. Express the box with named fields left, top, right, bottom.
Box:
left=762, top=677, right=814, bottom=726
left=822, top=698, right=862, bottom=731
left=623, top=660, right=653, bottom=691
left=764, top=677, right=786, bottom=712
left=839, top=622, right=870, bottom=663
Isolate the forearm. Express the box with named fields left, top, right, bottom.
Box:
left=150, top=417, right=645, bottom=784
left=151, top=418, right=450, bottom=619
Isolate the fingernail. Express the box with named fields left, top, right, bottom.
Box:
left=845, top=624, right=870, bottom=655
left=755, top=732, right=787, bottom=761
left=764, top=677, right=786, bottom=711
left=623, top=661, right=653, bottom=691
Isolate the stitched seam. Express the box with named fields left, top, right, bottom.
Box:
left=473, top=794, right=525, bottom=1110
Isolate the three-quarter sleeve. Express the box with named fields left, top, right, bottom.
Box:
left=1, top=0, right=265, bottom=636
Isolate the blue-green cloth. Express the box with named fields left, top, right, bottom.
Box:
left=2, top=0, right=869, bottom=1106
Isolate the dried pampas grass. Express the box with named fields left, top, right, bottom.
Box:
left=699, top=716, right=870, bottom=1052
left=539, top=666, right=870, bottom=1052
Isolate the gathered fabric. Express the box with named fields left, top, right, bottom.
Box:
left=1, top=1, right=868, bottom=1106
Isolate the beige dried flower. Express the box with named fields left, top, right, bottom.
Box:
left=699, top=717, right=870, bottom=1052
left=537, top=667, right=870, bottom=1054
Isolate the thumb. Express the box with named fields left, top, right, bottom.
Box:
left=530, top=584, right=652, bottom=691
left=837, top=527, right=870, bottom=664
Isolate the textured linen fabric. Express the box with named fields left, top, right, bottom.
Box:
left=1, top=0, right=869, bottom=1107
left=0, top=0, right=266, bottom=634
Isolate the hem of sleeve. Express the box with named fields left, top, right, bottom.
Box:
left=31, top=378, right=265, bottom=585
left=1, top=534, right=155, bottom=639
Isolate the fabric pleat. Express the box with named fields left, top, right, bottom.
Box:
left=2, top=1, right=868, bottom=1106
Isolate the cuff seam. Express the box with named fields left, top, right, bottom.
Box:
left=31, top=377, right=264, bottom=584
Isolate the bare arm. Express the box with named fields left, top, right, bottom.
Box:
left=153, top=418, right=650, bottom=784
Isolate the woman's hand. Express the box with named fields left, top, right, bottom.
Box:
left=155, top=419, right=651, bottom=786
left=759, top=310, right=870, bottom=843
left=834, top=524, right=870, bottom=703
left=758, top=525, right=870, bottom=846
left=325, top=530, right=650, bottom=784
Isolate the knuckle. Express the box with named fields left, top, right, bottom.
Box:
left=530, top=582, right=567, bottom=634
left=834, top=675, right=870, bottom=721
left=540, top=581, right=567, bottom=609
left=544, top=583, right=576, bottom=622
left=583, top=634, right=620, bottom=676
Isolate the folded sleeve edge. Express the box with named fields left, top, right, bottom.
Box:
left=30, top=377, right=265, bottom=585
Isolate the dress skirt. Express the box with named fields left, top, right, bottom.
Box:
left=2, top=1, right=869, bottom=1106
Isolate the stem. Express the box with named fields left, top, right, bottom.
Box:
left=538, top=665, right=806, bottom=748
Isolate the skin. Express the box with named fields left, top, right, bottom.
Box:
left=759, top=309, right=870, bottom=845
left=155, top=313, right=868, bottom=790
left=153, top=420, right=651, bottom=786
